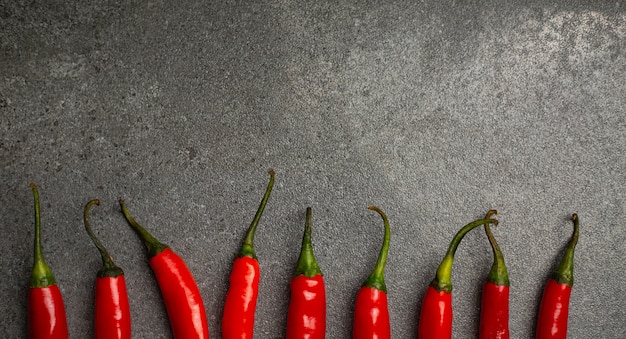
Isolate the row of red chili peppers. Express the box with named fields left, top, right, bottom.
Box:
left=27, top=170, right=579, bottom=339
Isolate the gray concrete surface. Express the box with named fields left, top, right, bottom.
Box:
left=1, top=1, right=625, bottom=338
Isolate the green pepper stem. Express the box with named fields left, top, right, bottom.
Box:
left=431, top=216, right=499, bottom=293
left=293, top=207, right=322, bottom=278
left=84, top=199, right=124, bottom=278
left=552, top=213, right=579, bottom=286
left=362, top=206, right=390, bottom=293
left=28, top=183, right=57, bottom=288
left=119, top=199, right=169, bottom=258
left=238, top=169, right=275, bottom=259
left=484, top=210, right=509, bottom=286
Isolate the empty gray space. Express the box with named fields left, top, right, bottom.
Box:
left=1, top=1, right=624, bottom=338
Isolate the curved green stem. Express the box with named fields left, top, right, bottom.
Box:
left=28, top=183, right=57, bottom=288
left=431, top=216, right=499, bottom=293
left=119, top=199, right=169, bottom=258
left=238, top=169, right=275, bottom=259
left=362, top=206, right=390, bottom=293
left=294, top=207, right=322, bottom=278
left=552, top=213, right=579, bottom=286
left=484, top=210, right=509, bottom=286
left=84, top=199, right=124, bottom=278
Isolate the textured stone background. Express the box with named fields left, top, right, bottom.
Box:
left=1, top=1, right=624, bottom=338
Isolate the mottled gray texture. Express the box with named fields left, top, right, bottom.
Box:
left=1, top=1, right=625, bottom=338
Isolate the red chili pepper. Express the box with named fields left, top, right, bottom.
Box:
left=27, top=183, right=69, bottom=339
left=84, top=199, right=131, bottom=339
left=479, top=210, right=510, bottom=339
left=535, top=213, right=579, bottom=339
left=418, top=214, right=498, bottom=339
left=352, top=206, right=391, bottom=339
left=286, top=207, right=326, bottom=339
left=119, top=199, right=209, bottom=339
left=222, top=169, right=275, bottom=339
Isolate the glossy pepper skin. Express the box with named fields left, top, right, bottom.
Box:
left=479, top=210, right=510, bottom=339
left=27, top=183, right=69, bottom=339
left=119, top=199, right=209, bottom=339
left=286, top=207, right=326, bottom=339
left=535, top=214, right=579, bottom=339
left=222, top=169, right=275, bottom=339
left=84, top=199, right=131, bottom=339
left=418, top=215, right=498, bottom=339
left=353, top=206, right=391, bottom=339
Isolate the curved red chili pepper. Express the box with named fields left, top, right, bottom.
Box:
left=119, top=199, right=209, bottom=339
left=418, top=215, right=498, bottom=339
left=352, top=206, right=391, bottom=339
left=27, top=183, right=69, bottom=339
left=479, top=210, right=510, bottom=339
left=222, top=169, right=275, bottom=339
left=535, top=213, right=579, bottom=339
left=84, top=199, right=131, bottom=339
left=286, top=207, right=326, bottom=339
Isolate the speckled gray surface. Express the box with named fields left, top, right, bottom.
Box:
left=1, top=1, right=625, bottom=338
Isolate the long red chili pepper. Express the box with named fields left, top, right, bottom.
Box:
left=353, top=206, right=391, bottom=339
left=286, top=207, right=326, bottom=339
left=535, top=213, right=579, bottom=339
left=84, top=199, right=131, bottom=339
left=27, top=183, right=69, bottom=339
left=222, top=169, right=275, bottom=339
left=479, top=210, right=510, bottom=339
left=119, top=199, right=209, bottom=339
left=417, top=214, right=498, bottom=339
